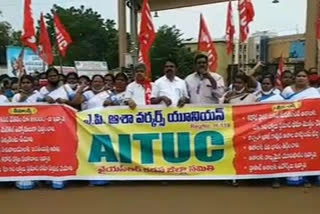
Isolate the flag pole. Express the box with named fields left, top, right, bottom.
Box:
left=42, top=60, right=46, bottom=73
left=59, top=55, right=63, bottom=74
left=318, top=40, right=320, bottom=74
left=237, top=0, right=242, bottom=73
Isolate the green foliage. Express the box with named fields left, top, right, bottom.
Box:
left=43, top=5, right=125, bottom=69
left=151, top=25, right=194, bottom=80
left=0, top=21, right=22, bottom=64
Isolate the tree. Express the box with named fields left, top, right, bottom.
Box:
left=10, top=31, right=23, bottom=46
left=0, top=21, right=22, bottom=64
left=43, top=5, right=128, bottom=69
left=151, top=25, right=194, bottom=80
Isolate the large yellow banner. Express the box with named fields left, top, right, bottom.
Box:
left=76, top=105, right=236, bottom=179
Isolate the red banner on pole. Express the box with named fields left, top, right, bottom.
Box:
left=21, top=0, right=37, bottom=53
left=54, top=12, right=73, bottom=57
left=239, top=0, right=255, bottom=42
left=226, top=1, right=235, bottom=55
left=39, top=13, right=54, bottom=65
left=198, top=14, right=218, bottom=72
left=138, top=0, right=156, bottom=78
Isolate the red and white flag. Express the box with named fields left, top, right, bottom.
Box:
left=198, top=14, right=218, bottom=72
left=39, top=13, right=54, bottom=65
left=238, top=0, right=255, bottom=42
left=226, top=0, right=235, bottom=55
left=276, top=55, right=284, bottom=88
left=21, top=0, right=37, bottom=53
left=54, top=12, right=73, bottom=57
left=138, top=0, right=156, bottom=78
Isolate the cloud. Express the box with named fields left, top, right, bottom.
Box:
left=0, top=0, right=306, bottom=39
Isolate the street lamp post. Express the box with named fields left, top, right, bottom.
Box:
left=118, top=0, right=127, bottom=69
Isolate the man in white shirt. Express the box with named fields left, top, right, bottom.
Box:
left=125, top=63, right=153, bottom=109
left=151, top=59, right=189, bottom=107
left=185, top=53, right=225, bottom=104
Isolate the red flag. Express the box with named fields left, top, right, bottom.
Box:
left=198, top=14, right=218, bottom=72
left=54, top=12, right=73, bottom=57
left=276, top=55, right=284, bottom=88
left=39, top=13, right=54, bottom=65
left=138, top=0, right=156, bottom=78
left=21, top=0, right=37, bottom=53
left=226, top=0, right=235, bottom=55
left=239, top=0, right=255, bottom=42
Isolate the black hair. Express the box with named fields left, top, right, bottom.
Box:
left=194, top=53, right=208, bottom=64
left=79, top=75, right=90, bottom=82
left=0, top=74, right=10, bottom=82
left=294, top=69, right=309, bottom=77
left=134, top=63, right=147, bottom=72
left=38, top=72, right=46, bottom=79
left=20, top=75, right=34, bottom=85
left=91, top=74, right=104, bottom=82
left=115, top=72, right=129, bottom=82
left=281, top=70, right=293, bottom=79
left=2, top=79, right=10, bottom=87
left=261, top=74, right=275, bottom=86
left=10, top=77, right=19, bottom=84
left=46, top=67, right=59, bottom=77
left=164, top=57, right=178, bottom=67
left=66, top=72, right=79, bottom=80
left=104, top=73, right=115, bottom=82
left=234, top=73, right=249, bottom=83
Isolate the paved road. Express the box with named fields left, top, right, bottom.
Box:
left=0, top=181, right=319, bottom=214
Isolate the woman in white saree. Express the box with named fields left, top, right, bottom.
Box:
left=72, top=74, right=112, bottom=186
left=53, top=72, right=80, bottom=109
left=224, top=73, right=257, bottom=105
left=282, top=69, right=320, bottom=187
left=12, top=75, right=42, bottom=190
left=256, top=75, right=284, bottom=103
left=38, top=68, right=73, bottom=189
left=103, top=72, right=128, bottom=107
left=73, top=74, right=112, bottom=110
left=12, top=75, right=41, bottom=104
left=224, top=73, right=256, bottom=186
left=281, top=70, right=320, bottom=101
left=38, top=68, right=63, bottom=103
left=256, top=75, right=284, bottom=188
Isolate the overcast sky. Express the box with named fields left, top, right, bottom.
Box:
left=0, top=0, right=307, bottom=39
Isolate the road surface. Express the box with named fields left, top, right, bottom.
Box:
left=0, top=181, right=319, bottom=214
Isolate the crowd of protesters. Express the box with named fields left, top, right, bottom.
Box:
left=1, top=53, right=320, bottom=190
